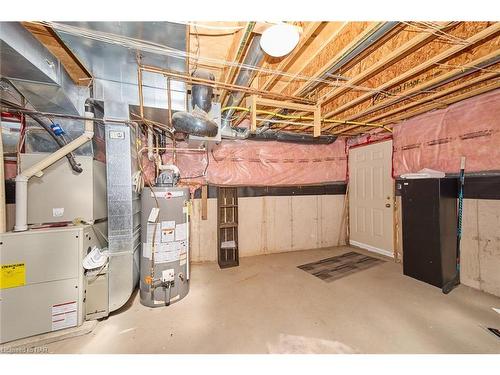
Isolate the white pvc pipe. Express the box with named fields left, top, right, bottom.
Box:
left=14, top=111, right=94, bottom=231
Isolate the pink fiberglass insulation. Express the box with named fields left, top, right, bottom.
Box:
left=205, top=138, right=347, bottom=186
left=142, top=138, right=347, bottom=187
left=392, top=89, right=500, bottom=176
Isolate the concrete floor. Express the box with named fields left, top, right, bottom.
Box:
left=45, top=246, right=500, bottom=354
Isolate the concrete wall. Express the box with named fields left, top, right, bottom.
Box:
left=461, top=199, right=500, bottom=297
left=190, top=195, right=347, bottom=262
left=395, top=196, right=500, bottom=297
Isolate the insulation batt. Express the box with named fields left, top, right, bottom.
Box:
left=392, top=89, right=500, bottom=175
left=141, top=89, right=500, bottom=187
left=141, top=138, right=347, bottom=188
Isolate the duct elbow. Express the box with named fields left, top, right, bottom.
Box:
left=220, top=119, right=250, bottom=140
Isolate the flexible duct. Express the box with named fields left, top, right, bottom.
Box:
left=172, top=70, right=218, bottom=137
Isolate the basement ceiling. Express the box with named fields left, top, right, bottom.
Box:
left=22, top=21, right=500, bottom=138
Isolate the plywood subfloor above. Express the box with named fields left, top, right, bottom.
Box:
left=22, top=22, right=92, bottom=85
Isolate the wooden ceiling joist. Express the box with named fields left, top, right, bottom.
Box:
left=318, top=23, right=457, bottom=110
left=369, top=71, right=499, bottom=122
left=344, top=49, right=500, bottom=122
left=342, top=79, right=500, bottom=135
left=28, top=20, right=499, bottom=139
left=279, top=22, right=380, bottom=98
left=380, top=80, right=500, bottom=126
left=255, top=22, right=384, bottom=130
left=331, top=72, right=499, bottom=134
left=321, top=22, right=500, bottom=121
left=258, top=22, right=323, bottom=92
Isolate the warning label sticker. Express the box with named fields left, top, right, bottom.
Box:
left=52, top=301, right=77, bottom=331
left=0, top=263, right=26, bottom=289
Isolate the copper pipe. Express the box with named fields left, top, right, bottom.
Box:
left=166, top=77, right=176, bottom=164
left=0, top=107, right=137, bottom=125
left=139, top=64, right=315, bottom=105
left=138, top=146, right=206, bottom=154
left=137, top=66, right=145, bottom=119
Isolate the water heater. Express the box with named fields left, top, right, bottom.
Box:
left=140, top=174, right=190, bottom=307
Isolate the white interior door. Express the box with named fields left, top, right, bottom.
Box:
left=348, top=140, right=394, bottom=257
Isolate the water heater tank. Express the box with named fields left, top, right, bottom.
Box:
left=140, top=186, right=190, bottom=307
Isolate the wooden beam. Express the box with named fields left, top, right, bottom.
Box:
left=256, top=97, right=318, bottom=112
left=257, top=22, right=388, bottom=128
left=201, top=185, right=208, bottom=221
left=314, top=105, right=321, bottom=137
left=380, top=80, right=500, bottom=125
left=343, top=80, right=500, bottom=136
left=366, top=72, right=499, bottom=123
left=332, top=73, right=499, bottom=134
left=319, top=26, right=447, bottom=107
left=324, top=49, right=500, bottom=133
left=22, top=22, right=92, bottom=85
left=322, top=22, right=500, bottom=120
left=250, top=94, right=257, bottom=132
left=284, top=22, right=381, bottom=98
left=258, top=22, right=323, bottom=91
left=347, top=49, right=500, bottom=121
left=140, top=65, right=314, bottom=104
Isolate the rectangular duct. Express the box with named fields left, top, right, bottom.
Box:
left=105, top=123, right=141, bottom=312
left=0, top=22, right=88, bottom=115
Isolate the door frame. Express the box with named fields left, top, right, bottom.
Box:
left=347, top=139, right=395, bottom=258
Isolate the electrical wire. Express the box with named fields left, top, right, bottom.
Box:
left=179, top=22, right=245, bottom=31
left=35, top=21, right=404, bottom=97
left=401, top=21, right=469, bottom=45
left=221, top=106, right=393, bottom=132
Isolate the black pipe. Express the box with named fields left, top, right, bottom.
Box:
left=249, top=131, right=337, bottom=144
left=191, top=71, right=214, bottom=113
left=1, top=99, right=83, bottom=173
left=172, top=69, right=218, bottom=137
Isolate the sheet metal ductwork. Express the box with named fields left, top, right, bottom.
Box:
left=221, top=35, right=265, bottom=140
left=172, top=70, right=218, bottom=137
left=0, top=22, right=87, bottom=116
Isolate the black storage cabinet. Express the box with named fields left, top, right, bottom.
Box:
left=399, top=178, right=457, bottom=288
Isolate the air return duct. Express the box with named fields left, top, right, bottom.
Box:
left=172, top=70, right=218, bottom=137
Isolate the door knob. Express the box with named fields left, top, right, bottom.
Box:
left=385, top=203, right=391, bottom=208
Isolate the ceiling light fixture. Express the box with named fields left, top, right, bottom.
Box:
left=260, top=22, right=300, bottom=58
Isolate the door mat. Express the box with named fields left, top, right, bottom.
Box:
left=298, top=251, right=385, bottom=282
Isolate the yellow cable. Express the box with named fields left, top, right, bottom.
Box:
left=221, top=106, right=393, bottom=133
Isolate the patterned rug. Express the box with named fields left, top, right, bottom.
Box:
left=298, top=251, right=385, bottom=282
